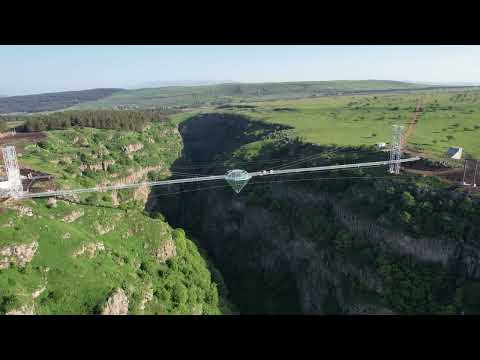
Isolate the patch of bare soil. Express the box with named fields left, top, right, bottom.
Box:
left=7, top=132, right=46, bottom=141
left=21, top=168, right=54, bottom=191
left=402, top=100, right=423, bottom=147
left=402, top=156, right=466, bottom=184
left=0, top=132, right=47, bottom=154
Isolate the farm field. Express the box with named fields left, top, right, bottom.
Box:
left=408, top=91, right=480, bottom=159
left=169, top=89, right=480, bottom=164
left=244, top=94, right=419, bottom=147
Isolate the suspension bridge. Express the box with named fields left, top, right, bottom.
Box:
left=0, top=124, right=419, bottom=200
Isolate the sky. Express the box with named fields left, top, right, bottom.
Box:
left=1, top=45, right=480, bottom=96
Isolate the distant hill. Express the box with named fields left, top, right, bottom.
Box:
left=130, top=80, right=235, bottom=89
left=71, top=80, right=440, bottom=110
left=0, top=88, right=124, bottom=114
left=411, top=81, right=480, bottom=86
left=3, top=80, right=473, bottom=114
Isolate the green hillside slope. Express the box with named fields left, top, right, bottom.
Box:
left=0, top=88, right=124, bottom=114
left=70, top=80, right=430, bottom=110
left=0, top=121, right=227, bottom=315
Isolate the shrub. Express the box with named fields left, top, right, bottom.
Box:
left=151, top=211, right=165, bottom=221
left=400, top=210, right=412, bottom=224
left=172, top=282, right=188, bottom=305
left=38, top=140, right=48, bottom=149
left=0, top=295, right=21, bottom=314
left=401, top=191, right=416, bottom=208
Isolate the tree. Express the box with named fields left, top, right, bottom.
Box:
left=400, top=211, right=412, bottom=224
left=401, top=191, right=416, bottom=208
left=172, top=282, right=188, bottom=305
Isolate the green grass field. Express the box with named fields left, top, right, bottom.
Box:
left=70, top=80, right=430, bottom=111
left=408, top=91, right=480, bottom=159
left=170, top=89, right=480, bottom=162
left=244, top=94, right=418, bottom=146
left=171, top=92, right=419, bottom=146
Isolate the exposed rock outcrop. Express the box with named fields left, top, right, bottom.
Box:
left=139, top=285, right=154, bottom=312
left=102, top=160, right=115, bottom=171
left=154, top=238, right=177, bottom=263
left=111, top=191, right=120, bottom=206
left=94, top=222, right=115, bottom=236
left=12, top=205, right=33, bottom=217
left=285, top=188, right=456, bottom=266
left=101, top=288, right=129, bottom=315
left=101, top=166, right=165, bottom=188
left=134, top=185, right=151, bottom=204
left=57, top=193, right=81, bottom=204
left=60, top=156, right=72, bottom=164
left=6, top=304, right=35, bottom=315
left=101, top=165, right=167, bottom=207
left=79, top=164, right=98, bottom=172
left=123, top=143, right=144, bottom=154
left=73, top=242, right=105, bottom=258
left=192, top=304, right=203, bottom=315
left=63, top=210, right=84, bottom=223
left=32, top=284, right=47, bottom=299
left=0, top=241, right=39, bottom=270
left=46, top=197, right=57, bottom=208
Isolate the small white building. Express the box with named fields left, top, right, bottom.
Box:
left=376, top=142, right=387, bottom=149
left=447, top=147, right=463, bottom=160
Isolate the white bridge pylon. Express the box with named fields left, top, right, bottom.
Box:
left=389, top=124, right=405, bottom=175
left=13, top=156, right=420, bottom=199
left=0, top=145, right=23, bottom=198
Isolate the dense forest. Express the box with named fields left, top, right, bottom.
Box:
left=0, top=88, right=123, bottom=114
left=6, top=109, right=173, bottom=132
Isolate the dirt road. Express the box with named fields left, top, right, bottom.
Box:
left=402, top=98, right=423, bottom=148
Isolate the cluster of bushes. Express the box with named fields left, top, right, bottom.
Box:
left=376, top=254, right=454, bottom=314
left=14, top=110, right=171, bottom=132
left=236, top=140, right=480, bottom=313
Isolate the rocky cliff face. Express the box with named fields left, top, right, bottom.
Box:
left=156, top=180, right=391, bottom=313
left=151, top=112, right=480, bottom=314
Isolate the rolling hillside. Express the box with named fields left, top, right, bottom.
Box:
left=0, top=88, right=124, bottom=114
left=70, top=80, right=435, bottom=110
left=2, top=81, right=474, bottom=114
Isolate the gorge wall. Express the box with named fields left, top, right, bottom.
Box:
left=151, top=113, right=480, bottom=314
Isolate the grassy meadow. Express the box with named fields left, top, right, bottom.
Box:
left=170, top=89, right=480, bottom=163
left=408, top=91, right=480, bottom=159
